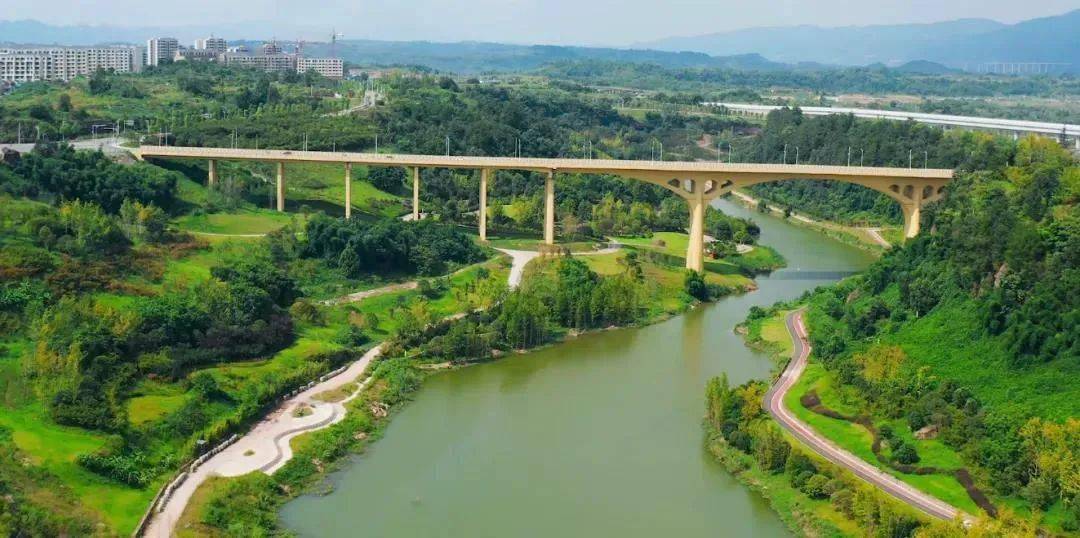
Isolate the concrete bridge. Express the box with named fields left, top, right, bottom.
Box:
left=137, top=146, right=953, bottom=272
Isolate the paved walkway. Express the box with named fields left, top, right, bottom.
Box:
left=494, top=244, right=622, bottom=289
left=764, top=310, right=971, bottom=524
left=864, top=227, right=892, bottom=248
left=145, top=345, right=383, bottom=537
left=494, top=248, right=540, bottom=288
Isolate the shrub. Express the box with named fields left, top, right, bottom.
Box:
left=802, top=474, right=832, bottom=499
left=684, top=270, right=709, bottom=301
left=76, top=452, right=153, bottom=487
left=335, top=324, right=369, bottom=347
left=893, top=442, right=920, bottom=465
left=289, top=299, right=325, bottom=325
left=1022, top=473, right=1058, bottom=510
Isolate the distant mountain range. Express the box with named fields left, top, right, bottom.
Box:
left=300, top=41, right=803, bottom=73
left=640, top=9, right=1080, bottom=71
left=2, top=11, right=1077, bottom=74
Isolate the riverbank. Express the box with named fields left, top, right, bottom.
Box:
left=168, top=239, right=782, bottom=535
left=728, top=190, right=895, bottom=255
left=276, top=198, right=879, bottom=536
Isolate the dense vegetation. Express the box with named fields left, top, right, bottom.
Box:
left=302, top=214, right=486, bottom=277
left=1, top=143, right=181, bottom=213
left=737, top=107, right=1016, bottom=225
left=720, top=135, right=1078, bottom=534
left=540, top=60, right=1080, bottom=97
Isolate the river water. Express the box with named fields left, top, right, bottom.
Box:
left=280, top=199, right=875, bottom=537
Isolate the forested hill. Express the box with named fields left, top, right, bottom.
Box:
left=800, top=135, right=1078, bottom=531
left=300, top=41, right=789, bottom=73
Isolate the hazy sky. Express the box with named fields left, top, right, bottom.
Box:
left=1, top=0, right=1077, bottom=45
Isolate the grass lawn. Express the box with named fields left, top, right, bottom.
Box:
left=743, top=309, right=795, bottom=365
left=614, top=231, right=783, bottom=275
left=127, top=380, right=188, bottom=426
left=173, top=475, right=230, bottom=538
left=879, top=228, right=905, bottom=247
left=785, top=361, right=981, bottom=514
left=760, top=314, right=794, bottom=357
left=174, top=210, right=308, bottom=235
left=485, top=236, right=603, bottom=252
left=575, top=251, right=752, bottom=318
left=245, top=161, right=403, bottom=218
left=0, top=347, right=156, bottom=533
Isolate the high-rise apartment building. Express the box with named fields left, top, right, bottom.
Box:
left=0, top=47, right=142, bottom=83
left=146, top=37, right=179, bottom=66
left=194, top=37, right=227, bottom=54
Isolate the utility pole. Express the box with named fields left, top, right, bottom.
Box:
left=795, top=146, right=799, bottom=165
left=924, top=150, right=928, bottom=169
left=847, top=146, right=851, bottom=166
left=783, top=144, right=787, bottom=164
left=446, top=136, right=450, bottom=156
left=860, top=148, right=864, bottom=166
left=909, top=149, right=913, bottom=168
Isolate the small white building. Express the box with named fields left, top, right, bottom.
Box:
left=297, top=57, right=343, bottom=79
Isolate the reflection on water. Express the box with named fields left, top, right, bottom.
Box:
left=279, top=198, right=874, bottom=538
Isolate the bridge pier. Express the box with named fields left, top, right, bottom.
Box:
left=344, top=163, right=352, bottom=219
left=901, top=185, right=924, bottom=238
left=479, top=168, right=489, bottom=241
left=208, top=159, right=217, bottom=188
left=276, top=162, right=286, bottom=212
left=412, top=167, right=420, bottom=221
left=544, top=170, right=555, bottom=245
left=686, top=189, right=706, bottom=273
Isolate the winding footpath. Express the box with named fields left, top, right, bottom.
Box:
left=764, top=310, right=972, bottom=524
left=145, top=345, right=383, bottom=537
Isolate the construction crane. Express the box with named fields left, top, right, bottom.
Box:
left=330, top=29, right=344, bottom=58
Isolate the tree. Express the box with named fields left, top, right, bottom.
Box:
left=684, top=270, right=709, bottom=301
left=754, top=423, right=791, bottom=473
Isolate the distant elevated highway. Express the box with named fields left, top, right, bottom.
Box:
left=704, top=103, right=1080, bottom=148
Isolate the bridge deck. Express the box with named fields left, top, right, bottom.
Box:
left=137, top=146, right=953, bottom=180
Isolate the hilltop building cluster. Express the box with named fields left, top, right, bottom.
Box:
left=1, top=36, right=343, bottom=84
left=147, top=37, right=342, bottom=79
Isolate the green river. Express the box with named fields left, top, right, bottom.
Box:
left=280, top=199, right=875, bottom=536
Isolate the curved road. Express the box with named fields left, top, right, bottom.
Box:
left=764, top=310, right=971, bottom=524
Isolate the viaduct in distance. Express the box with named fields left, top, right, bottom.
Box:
left=137, top=146, right=953, bottom=272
